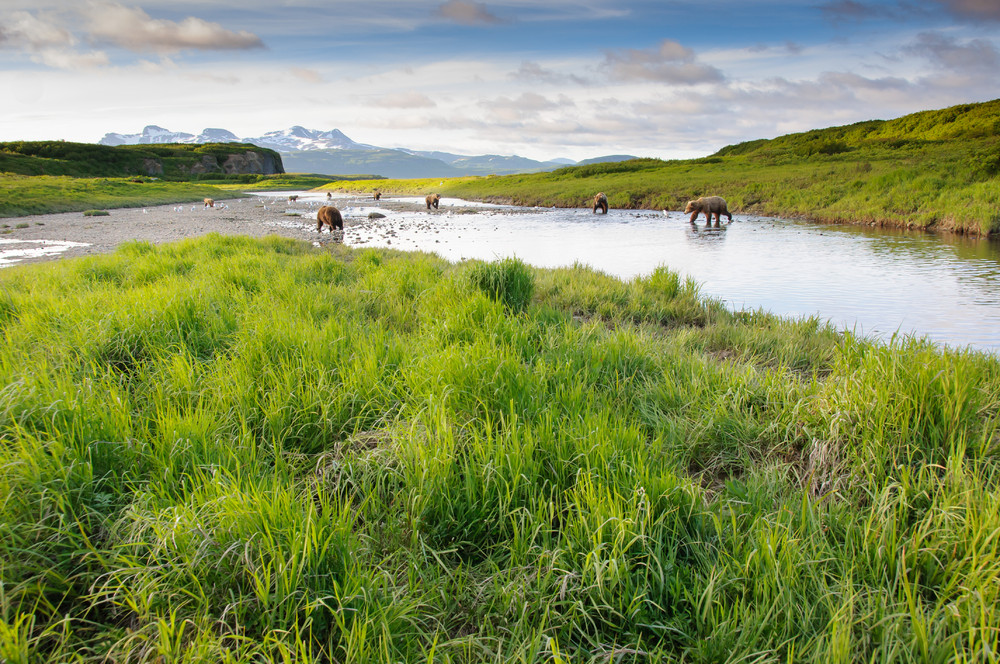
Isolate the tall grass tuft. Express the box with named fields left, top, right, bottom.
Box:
left=465, top=256, right=535, bottom=313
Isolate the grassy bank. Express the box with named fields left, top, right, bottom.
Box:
left=0, top=174, right=231, bottom=217
left=0, top=174, right=341, bottom=218
left=2, top=235, right=998, bottom=662
left=329, top=100, right=1000, bottom=235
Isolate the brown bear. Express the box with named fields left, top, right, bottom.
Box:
left=288, top=195, right=299, bottom=202
left=316, top=205, right=344, bottom=232
left=684, top=196, right=732, bottom=226
left=374, top=190, right=382, bottom=201
left=326, top=192, right=332, bottom=200
left=203, top=198, right=215, bottom=208
left=426, top=193, right=441, bottom=210
left=593, top=192, right=608, bottom=214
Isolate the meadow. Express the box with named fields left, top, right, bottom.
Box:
left=331, top=99, right=1000, bottom=235
left=2, top=234, right=998, bottom=662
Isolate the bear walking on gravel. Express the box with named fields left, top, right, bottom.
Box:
left=684, top=196, right=732, bottom=226
left=203, top=198, right=215, bottom=208
left=426, top=193, right=441, bottom=210
left=593, top=192, right=608, bottom=214
left=316, top=205, right=343, bottom=232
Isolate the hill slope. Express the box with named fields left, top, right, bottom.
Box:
left=0, top=141, right=284, bottom=179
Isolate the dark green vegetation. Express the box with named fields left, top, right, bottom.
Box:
left=0, top=141, right=291, bottom=218
left=0, top=141, right=283, bottom=179
left=2, top=235, right=998, bottom=662
left=338, top=99, right=1000, bottom=235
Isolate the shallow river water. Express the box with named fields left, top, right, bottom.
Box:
left=290, top=192, right=1000, bottom=354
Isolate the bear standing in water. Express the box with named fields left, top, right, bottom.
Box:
left=593, top=192, right=608, bottom=214
left=426, top=193, right=441, bottom=209
left=316, top=205, right=343, bottom=232
left=684, top=196, right=732, bottom=226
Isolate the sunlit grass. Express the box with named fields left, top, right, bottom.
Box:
left=1, top=234, right=998, bottom=661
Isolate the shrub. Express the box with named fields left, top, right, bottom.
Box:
left=82, top=210, right=111, bottom=216
left=466, top=257, right=535, bottom=313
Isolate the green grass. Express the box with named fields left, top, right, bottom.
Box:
left=206, top=173, right=362, bottom=192
left=330, top=99, right=1000, bottom=235
left=1, top=234, right=998, bottom=662
left=0, top=174, right=235, bottom=218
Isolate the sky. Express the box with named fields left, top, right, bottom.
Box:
left=1, top=0, right=999, bottom=161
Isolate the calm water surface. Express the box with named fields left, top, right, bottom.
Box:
left=291, top=192, right=1000, bottom=353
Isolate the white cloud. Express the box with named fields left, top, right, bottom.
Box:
left=602, top=40, right=725, bottom=85
left=32, top=47, right=110, bottom=69
left=2, top=10, right=73, bottom=48
left=904, top=31, right=999, bottom=73
left=372, top=91, right=438, bottom=108
left=290, top=67, right=324, bottom=84
left=82, top=2, right=265, bottom=54
left=511, top=60, right=591, bottom=85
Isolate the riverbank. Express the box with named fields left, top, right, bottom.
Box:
left=2, top=233, right=998, bottom=662
left=0, top=194, right=438, bottom=267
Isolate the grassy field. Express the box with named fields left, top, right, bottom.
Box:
left=327, top=100, right=1000, bottom=235
left=2, top=234, right=998, bottom=662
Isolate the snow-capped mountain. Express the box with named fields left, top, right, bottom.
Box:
left=246, top=126, right=377, bottom=152
left=98, top=125, right=374, bottom=152
left=100, top=125, right=196, bottom=146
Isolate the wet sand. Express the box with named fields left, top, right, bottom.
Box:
left=0, top=195, right=436, bottom=267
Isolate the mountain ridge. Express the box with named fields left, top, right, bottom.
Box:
left=98, top=125, right=637, bottom=178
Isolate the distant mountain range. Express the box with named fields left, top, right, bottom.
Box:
left=98, top=125, right=636, bottom=178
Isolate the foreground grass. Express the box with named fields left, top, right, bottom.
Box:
left=1, top=235, right=999, bottom=662
left=330, top=100, right=1000, bottom=235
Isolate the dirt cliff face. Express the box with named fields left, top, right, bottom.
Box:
left=222, top=151, right=282, bottom=174
left=171, top=150, right=285, bottom=176
left=142, top=158, right=164, bottom=176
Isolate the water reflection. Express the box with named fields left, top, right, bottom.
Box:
left=0, top=238, right=89, bottom=267
left=686, top=223, right=730, bottom=248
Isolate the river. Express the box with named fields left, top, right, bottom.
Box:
left=306, top=192, right=1000, bottom=354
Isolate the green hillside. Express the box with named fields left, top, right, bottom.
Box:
left=0, top=141, right=285, bottom=179
left=343, top=99, right=1000, bottom=235
left=0, top=142, right=304, bottom=216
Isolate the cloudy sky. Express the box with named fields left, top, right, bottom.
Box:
left=1, top=0, right=998, bottom=161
